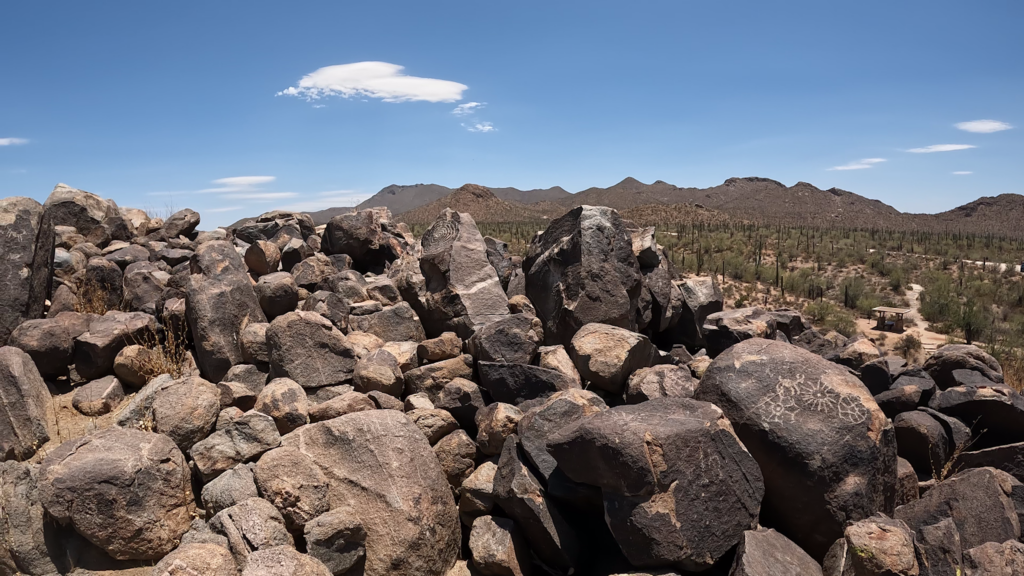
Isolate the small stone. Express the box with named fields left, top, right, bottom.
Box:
left=71, top=375, right=124, bottom=416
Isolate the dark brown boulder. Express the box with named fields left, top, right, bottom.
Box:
left=822, top=515, right=918, bottom=576
left=477, top=361, right=580, bottom=406
left=305, top=508, right=368, bottom=575
left=8, top=318, right=73, bottom=379
left=115, top=373, right=221, bottom=452
left=702, top=307, right=777, bottom=358
left=209, top=497, right=293, bottom=563
left=0, top=460, right=68, bottom=575
left=730, top=527, right=823, bottom=576
left=962, top=539, right=1024, bottom=576
left=279, top=409, right=461, bottom=576
left=524, top=206, right=642, bottom=346
left=695, top=338, right=896, bottom=560
left=254, top=377, right=309, bottom=434
left=547, top=397, right=764, bottom=571
left=73, top=310, right=156, bottom=380
left=37, top=428, right=192, bottom=560
left=914, top=518, right=963, bottom=576
left=256, top=271, right=299, bottom=319
left=266, top=311, right=357, bottom=389
left=469, top=515, right=532, bottom=576
left=517, top=389, right=606, bottom=482
left=0, top=197, right=54, bottom=347
left=242, top=546, right=332, bottom=576
left=190, top=410, right=281, bottom=481
left=568, top=322, right=658, bottom=395
left=163, top=208, right=200, bottom=239
left=924, top=344, right=1003, bottom=390
left=625, top=364, right=698, bottom=404
left=321, top=207, right=409, bottom=274
left=670, top=277, right=723, bottom=351
left=0, top=346, right=51, bottom=461
left=467, top=314, right=543, bottom=365
left=254, top=447, right=329, bottom=531
left=348, top=301, right=427, bottom=342
left=72, top=375, right=125, bottom=416
left=186, top=240, right=267, bottom=381
left=928, top=385, right=1024, bottom=449
left=153, top=543, right=237, bottom=576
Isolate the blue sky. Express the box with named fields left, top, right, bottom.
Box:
left=1, top=1, right=1021, bottom=226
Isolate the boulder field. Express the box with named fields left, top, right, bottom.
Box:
left=0, top=185, right=1021, bottom=576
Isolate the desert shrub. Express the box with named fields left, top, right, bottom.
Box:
left=128, top=315, right=192, bottom=381
left=894, top=333, right=923, bottom=361
left=74, top=279, right=119, bottom=315
left=803, top=301, right=858, bottom=337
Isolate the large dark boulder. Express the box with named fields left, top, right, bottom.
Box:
left=348, top=301, right=427, bottom=342
left=671, top=277, right=722, bottom=351
left=695, top=338, right=897, bottom=560
left=822, top=515, right=919, bottom=576
left=0, top=346, right=52, bottom=461
left=321, top=207, right=410, bottom=273
left=266, top=310, right=358, bottom=389
left=41, top=183, right=131, bottom=245
left=8, top=318, right=73, bottom=379
left=163, top=208, right=200, bottom=239
left=954, top=442, right=1024, bottom=483
left=0, top=197, right=54, bottom=347
left=466, top=313, right=543, bottom=364
left=568, top=322, right=658, bottom=395
left=702, top=307, right=777, bottom=358
left=37, top=428, right=192, bottom=560
left=895, top=410, right=950, bottom=479
left=524, top=206, right=642, bottom=347
left=73, top=310, right=156, bottom=380
left=417, top=209, right=510, bottom=338
left=477, top=361, right=580, bottom=406
left=548, top=397, right=764, bottom=571
left=730, top=527, right=823, bottom=576
left=186, top=240, right=267, bottom=381
left=894, top=467, right=1021, bottom=551
left=518, top=389, right=606, bottom=482
left=924, top=344, right=1004, bottom=390
left=279, top=409, right=460, bottom=576
left=0, top=461, right=68, bottom=575
left=962, top=539, right=1024, bottom=575
left=928, top=385, right=1024, bottom=449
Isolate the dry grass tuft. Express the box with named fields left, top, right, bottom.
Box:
left=127, top=314, right=193, bottom=382
left=73, top=279, right=119, bottom=315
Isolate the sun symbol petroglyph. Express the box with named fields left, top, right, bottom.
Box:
left=420, top=218, right=458, bottom=256
left=753, top=373, right=868, bottom=426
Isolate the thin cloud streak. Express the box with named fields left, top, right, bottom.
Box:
left=827, top=158, right=886, bottom=171
left=465, top=122, right=496, bottom=133
left=279, top=62, right=467, bottom=103
left=952, top=171, right=973, bottom=175
left=907, top=144, right=976, bottom=153
left=453, top=102, right=485, bottom=116
left=955, top=120, right=1012, bottom=133
left=0, top=138, right=28, bottom=146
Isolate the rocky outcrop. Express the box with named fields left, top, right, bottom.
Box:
left=0, top=346, right=51, bottom=461
left=0, top=197, right=53, bottom=347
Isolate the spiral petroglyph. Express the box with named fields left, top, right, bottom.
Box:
left=420, top=218, right=458, bottom=256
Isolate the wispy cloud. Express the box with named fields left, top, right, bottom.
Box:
left=955, top=119, right=1012, bottom=133
left=453, top=102, right=484, bottom=116
left=222, top=192, right=298, bottom=201
left=207, top=206, right=244, bottom=213
left=952, top=171, right=973, bottom=175
left=200, top=176, right=276, bottom=193
left=907, top=144, right=976, bottom=153
left=279, top=62, right=467, bottom=103
left=464, top=122, right=496, bottom=133
left=0, top=138, right=28, bottom=146
left=827, top=158, right=886, bottom=171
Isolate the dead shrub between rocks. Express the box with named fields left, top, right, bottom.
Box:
left=73, top=278, right=121, bottom=315
left=127, top=314, right=193, bottom=381
left=932, top=425, right=984, bottom=483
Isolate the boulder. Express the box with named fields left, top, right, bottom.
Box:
left=349, top=301, right=427, bottom=342
left=547, top=398, right=764, bottom=571
left=121, top=265, right=167, bottom=315
left=484, top=236, right=516, bottom=292
left=153, top=543, right=237, bottom=576
left=695, top=338, right=897, bottom=560
left=210, top=497, right=293, bottom=563
left=8, top=318, right=73, bottom=379
left=729, top=527, right=823, bottom=576
left=293, top=253, right=338, bottom=291
left=256, top=271, right=299, bottom=319
left=537, top=344, right=582, bottom=387
left=405, top=392, right=435, bottom=411
left=0, top=461, right=68, bottom=575
left=190, top=410, right=281, bottom=481
left=895, top=410, right=950, bottom=479
left=624, top=365, right=698, bottom=404
left=321, top=207, right=409, bottom=274
left=896, top=457, right=920, bottom=507
left=201, top=462, right=259, bottom=516
left=860, top=357, right=896, bottom=395
left=895, top=467, right=1021, bottom=550
left=460, top=461, right=498, bottom=525
left=255, top=377, right=310, bottom=434
left=822, top=515, right=918, bottom=576
left=244, top=239, right=281, bottom=275
left=924, top=344, right=1003, bottom=390
left=467, top=314, right=543, bottom=365
left=305, top=508, right=368, bottom=575
left=875, top=379, right=934, bottom=419
left=914, top=518, right=962, bottom=576
left=408, top=408, right=460, bottom=444
left=115, top=373, right=221, bottom=452
left=568, top=323, right=658, bottom=395
left=436, top=377, right=486, bottom=434
left=671, top=277, right=723, bottom=351
left=435, top=429, right=478, bottom=488
left=0, top=197, right=54, bottom=347
left=404, top=354, right=474, bottom=403
left=962, top=540, right=1024, bottom=576
left=308, top=390, right=376, bottom=422
left=382, top=340, right=419, bottom=372
left=0, top=346, right=51, bottom=461
left=254, top=447, right=330, bottom=531
left=508, top=294, right=534, bottom=315
left=470, top=515, right=532, bottom=576
left=477, top=361, right=580, bottom=405
left=517, top=389, right=606, bottom=482
left=928, top=385, right=1024, bottom=449
left=835, top=337, right=883, bottom=371
left=186, top=240, right=267, bottom=381
left=163, top=208, right=200, bottom=239
left=267, top=311, right=358, bottom=389
left=954, top=442, right=1024, bottom=483
left=351, top=348, right=404, bottom=397
left=702, top=307, right=777, bottom=358
left=524, top=206, right=642, bottom=346
left=37, top=428, right=192, bottom=560
left=72, top=374, right=125, bottom=416
left=74, top=310, right=156, bottom=380
left=302, top=290, right=350, bottom=332
left=242, top=546, right=333, bottom=576
left=418, top=209, right=510, bottom=337
left=240, top=323, right=270, bottom=366
left=493, top=436, right=579, bottom=572
left=476, top=402, right=523, bottom=456
left=82, top=256, right=124, bottom=311
left=418, top=331, right=464, bottom=362
left=278, top=410, right=461, bottom=576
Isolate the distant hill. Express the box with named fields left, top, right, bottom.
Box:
left=397, top=184, right=559, bottom=225
left=908, top=194, right=1024, bottom=236
left=355, top=183, right=573, bottom=215
left=620, top=203, right=733, bottom=228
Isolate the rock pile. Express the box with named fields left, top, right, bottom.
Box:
left=0, top=186, right=1022, bottom=576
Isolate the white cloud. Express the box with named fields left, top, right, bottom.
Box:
left=0, top=138, right=28, bottom=146
left=453, top=102, right=485, bottom=116
left=465, top=122, right=496, bottom=133
left=279, top=62, right=467, bottom=103
left=952, top=171, right=973, bottom=175
left=280, top=190, right=370, bottom=212
left=907, top=144, right=976, bottom=153
left=207, top=206, right=244, bottom=213
left=222, top=192, right=298, bottom=201
left=201, top=175, right=277, bottom=192
left=827, top=158, right=886, bottom=171
left=955, top=119, right=1012, bottom=133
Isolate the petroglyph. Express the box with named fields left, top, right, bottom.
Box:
left=754, top=374, right=869, bottom=425
left=420, top=218, right=458, bottom=256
